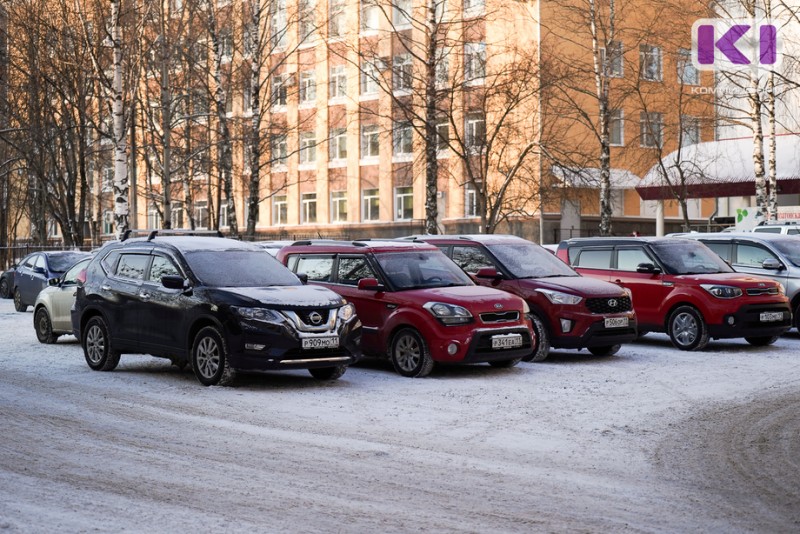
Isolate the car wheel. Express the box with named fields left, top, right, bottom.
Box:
left=488, top=357, right=522, bottom=368
left=13, top=288, right=27, bottom=312
left=745, top=336, right=779, bottom=346
left=82, top=316, right=120, bottom=371
left=527, top=314, right=550, bottom=362
left=588, top=344, right=621, bottom=357
left=0, top=278, right=9, bottom=299
left=794, top=302, right=800, bottom=331
left=34, top=307, right=58, bottom=344
left=667, top=305, right=709, bottom=351
left=390, top=328, right=434, bottom=378
left=191, top=326, right=236, bottom=386
left=308, top=365, right=347, bottom=380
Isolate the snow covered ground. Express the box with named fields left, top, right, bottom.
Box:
left=1, top=297, right=799, bottom=533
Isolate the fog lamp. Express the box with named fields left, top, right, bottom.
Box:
left=245, top=343, right=266, bottom=351
left=447, top=343, right=459, bottom=355
left=560, top=318, right=573, bottom=333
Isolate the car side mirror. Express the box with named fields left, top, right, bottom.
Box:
left=762, top=258, right=784, bottom=270
left=475, top=267, right=502, bottom=279
left=33, top=266, right=46, bottom=275
left=296, top=272, right=309, bottom=285
left=636, top=262, right=661, bottom=274
left=48, top=277, right=60, bottom=287
left=161, top=275, right=189, bottom=291
left=357, top=277, right=385, bottom=291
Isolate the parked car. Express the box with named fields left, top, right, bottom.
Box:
left=32, top=257, right=92, bottom=343
left=408, top=235, right=637, bottom=360
left=678, top=232, right=800, bottom=330
left=72, top=232, right=361, bottom=386
left=13, top=251, right=91, bottom=312
left=556, top=237, right=792, bottom=350
left=255, top=240, right=298, bottom=256
left=0, top=264, right=17, bottom=299
left=277, top=240, right=535, bottom=377
left=751, top=222, right=800, bottom=235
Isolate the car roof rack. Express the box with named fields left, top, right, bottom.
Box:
left=120, top=229, right=224, bottom=242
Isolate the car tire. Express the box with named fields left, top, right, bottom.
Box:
left=488, top=357, right=522, bottom=368
left=13, top=288, right=27, bottom=312
left=794, top=302, right=800, bottom=331
left=588, top=344, right=621, bottom=357
left=0, top=278, right=9, bottom=299
left=667, top=305, right=709, bottom=351
left=308, top=365, right=347, bottom=380
left=82, top=316, right=120, bottom=371
left=745, top=336, right=779, bottom=346
left=390, top=328, right=434, bottom=378
left=34, top=307, right=58, bottom=344
left=527, top=314, right=550, bottom=362
left=191, top=326, right=236, bottom=386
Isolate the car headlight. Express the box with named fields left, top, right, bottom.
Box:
left=423, top=302, right=473, bottom=325
left=337, top=302, right=356, bottom=321
left=535, top=288, right=583, bottom=305
left=231, top=306, right=285, bottom=323
left=522, top=300, right=530, bottom=314
left=700, top=284, right=743, bottom=299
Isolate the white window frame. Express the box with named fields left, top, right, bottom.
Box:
left=219, top=203, right=229, bottom=229
left=361, top=124, right=380, bottom=160
left=331, top=190, right=348, bottom=223
left=609, top=109, right=624, bottom=146
left=301, top=192, right=317, bottom=224
left=392, top=0, right=412, bottom=28
left=329, top=127, right=348, bottom=161
left=435, top=47, right=449, bottom=88
left=640, top=44, right=662, bottom=82
left=640, top=112, right=664, bottom=148
left=677, top=48, right=699, bottom=86
left=272, top=195, right=287, bottom=225
left=464, top=42, right=486, bottom=85
left=465, top=112, right=485, bottom=151
left=393, top=53, right=413, bottom=93
left=362, top=188, right=380, bottom=221
left=360, top=0, right=380, bottom=33
left=147, top=209, right=160, bottom=230
left=464, top=0, right=485, bottom=16
left=272, top=134, right=288, bottom=168
left=299, top=131, right=317, bottom=165
left=329, top=65, right=347, bottom=100
left=681, top=115, right=700, bottom=145
left=394, top=186, right=413, bottom=221
left=299, top=70, right=317, bottom=105
left=102, top=210, right=114, bottom=235
left=393, top=121, right=413, bottom=160
left=329, top=0, right=346, bottom=38
left=193, top=200, right=209, bottom=229
left=298, top=0, right=317, bottom=43
left=361, top=60, right=380, bottom=96
left=465, top=183, right=478, bottom=217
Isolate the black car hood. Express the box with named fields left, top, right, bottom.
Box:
left=213, top=284, right=344, bottom=309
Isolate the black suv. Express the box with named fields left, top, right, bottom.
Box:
left=72, top=232, right=361, bottom=386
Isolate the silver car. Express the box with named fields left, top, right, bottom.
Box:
left=32, top=257, right=91, bottom=343
left=679, top=232, right=800, bottom=330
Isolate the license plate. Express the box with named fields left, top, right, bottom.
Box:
left=760, top=312, right=784, bottom=322
left=604, top=317, right=629, bottom=328
left=491, top=334, right=523, bottom=349
left=302, top=337, right=339, bottom=350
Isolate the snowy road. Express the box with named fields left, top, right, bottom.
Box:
left=1, top=297, right=799, bottom=533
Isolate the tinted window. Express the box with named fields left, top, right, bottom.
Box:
left=116, top=254, right=150, bottom=280
left=185, top=250, right=301, bottom=287
left=337, top=256, right=377, bottom=285
left=487, top=242, right=577, bottom=278
left=48, top=253, right=89, bottom=272
left=574, top=249, right=612, bottom=269
left=788, top=228, right=799, bottom=235
left=617, top=248, right=653, bottom=271
left=375, top=251, right=472, bottom=290
left=753, top=227, right=781, bottom=234
left=149, top=256, right=181, bottom=281
left=102, top=250, right=122, bottom=274
left=649, top=240, right=733, bottom=274
left=771, top=240, right=800, bottom=267
left=295, top=256, right=334, bottom=282
left=735, top=244, right=777, bottom=268
left=702, top=241, right=732, bottom=263
left=452, top=246, right=495, bottom=273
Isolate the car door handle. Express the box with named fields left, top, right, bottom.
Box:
left=101, top=285, right=111, bottom=291
left=614, top=279, right=623, bottom=284
left=139, top=292, right=151, bottom=301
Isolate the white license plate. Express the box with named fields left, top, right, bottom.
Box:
left=604, top=317, right=629, bottom=328
left=760, top=312, right=784, bottom=322
left=491, top=334, right=523, bottom=349
left=302, top=337, right=340, bottom=350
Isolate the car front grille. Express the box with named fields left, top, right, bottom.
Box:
left=585, top=296, right=632, bottom=314
left=296, top=309, right=332, bottom=328
left=746, top=287, right=779, bottom=296
left=480, top=311, right=520, bottom=323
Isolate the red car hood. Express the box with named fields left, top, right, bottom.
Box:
left=400, top=285, right=526, bottom=313
left=675, top=272, right=782, bottom=288
left=518, top=275, right=628, bottom=298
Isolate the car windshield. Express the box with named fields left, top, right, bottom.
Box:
left=487, top=242, right=578, bottom=278
left=771, top=240, right=800, bottom=267
left=49, top=252, right=90, bottom=272
left=375, top=250, right=473, bottom=290
left=650, top=240, right=733, bottom=275
left=185, top=250, right=302, bottom=287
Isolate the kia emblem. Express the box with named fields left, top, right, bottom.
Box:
left=309, top=311, right=323, bottom=325
left=494, top=303, right=503, bottom=309
left=608, top=299, right=618, bottom=308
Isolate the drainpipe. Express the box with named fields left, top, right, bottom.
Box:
left=707, top=197, right=718, bottom=232
left=656, top=200, right=664, bottom=236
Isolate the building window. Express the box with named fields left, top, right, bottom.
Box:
left=329, top=0, right=346, bottom=38
left=171, top=205, right=185, bottom=228
left=299, top=71, right=316, bottom=104
left=609, top=109, right=624, bottom=146
left=194, top=201, right=209, bottom=229
left=640, top=112, right=663, bottom=148
left=219, top=30, right=233, bottom=61
left=434, top=0, right=446, bottom=20
left=681, top=115, right=700, bottom=145
left=102, top=210, right=114, bottom=234
left=219, top=203, right=229, bottom=228
left=47, top=219, right=59, bottom=238
left=678, top=48, right=699, bottom=86
left=395, top=186, right=413, bottom=220
left=464, top=0, right=484, bottom=15
left=393, top=0, right=412, bottom=28
left=330, top=128, right=348, bottom=160
left=436, top=119, right=449, bottom=151
left=393, top=121, right=413, bottom=156
left=362, top=188, right=380, bottom=221
left=465, top=42, right=486, bottom=85
left=270, top=0, right=289, bottom=49
left=147, top=209, right=160, bottom=229
left=272, top=74, right=288, bottom=107
left=393, top=54, right=413, bottom=92
left=361, top=60, right=380, bottom=95
left=271, top=134, right=288, bottom=166
left=465, top=112, right=485, bottom=150
left=361, top=124, right=380, bottom=158
left=242, top=83, right=252, bottom=114
left=245, top=196, right=261, bottom=223
left=361, top=0, right=380, bottom=32
left=465, top=183, right=478, bottom=217
left=272, top=195, right=287, bottom=225
left=331, top=191, right=348, bottom=222
left=640, top=44, right=662, bottom=81
left=299, top=0, right=317, bottom=42
left=299, top=132, right=317, bottom=164
left=435, top=47, right=449, bottom=88
left=329, top=65, right=347, bottom=99
left=301, top=192, right=317, bottom=223
left=101, top=165, right=113, bottom=192
left=600, top=41, right=624, bottom=77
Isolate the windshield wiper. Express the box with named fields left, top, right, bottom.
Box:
left=518, top=274, right=576, bottom=279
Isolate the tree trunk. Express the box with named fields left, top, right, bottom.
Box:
left=111, top=0, right=129, bottom=238
left=423, top=0, right=439, bottom=235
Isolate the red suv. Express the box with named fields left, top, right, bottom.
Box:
left=557, top=237, right=792, bottom=350
left=277, top=240, right=535, bottom=377
left=411, top=235, right=637, bottom=360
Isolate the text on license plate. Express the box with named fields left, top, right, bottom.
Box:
left=604, top=317, right=629, bottom=328
left=302, top=337, right=340, bottom=350
left=491, top=334, right=523, bottom=349
left=760, top=312, right=784, bottom=322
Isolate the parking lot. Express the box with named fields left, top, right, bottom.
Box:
left=1, top=297, right=799, bottom=532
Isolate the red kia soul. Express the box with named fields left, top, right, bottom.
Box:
left=277, top=240, right=535, bottom=377
left=557, top=237, right=792, bottom=350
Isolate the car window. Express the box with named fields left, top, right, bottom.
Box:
left=34, top=255, right=46, bottom=270
left=735, top=244, right=778, bottom=268
left=102, top=250, right=122, bottom=274
left=574, top=248, right=612, bottom=269
left=48, top=253, right=89, bottom=272
left=115, top=254, right=150, bottom=281
left=375, top=250, right=473, bottom=290
left=21, top=255, right=35, bottom=268
left=649, top=240, right=733, bottom=274
left=487, top=242, right=577, bottom=278
left=452, top=246, right=495, bottom=273
left=62, top=259, right=91, bottom=285
left=337, top=256, right=377, bottom=285
left=616, top=248, right=653, bottom=271
left=294, top=256, right=334, bottom=282
left=753, top=227, right=781, bottom=233
left=788, top=228, right=799, bottom=235
left=702, top=241, right=732, bottom=263
left=185, top=250, right=301, bottom=287
left=149, top=255, right=181, bottom=281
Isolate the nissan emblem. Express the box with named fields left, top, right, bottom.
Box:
left=308, top=311, right=323, bottom=325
